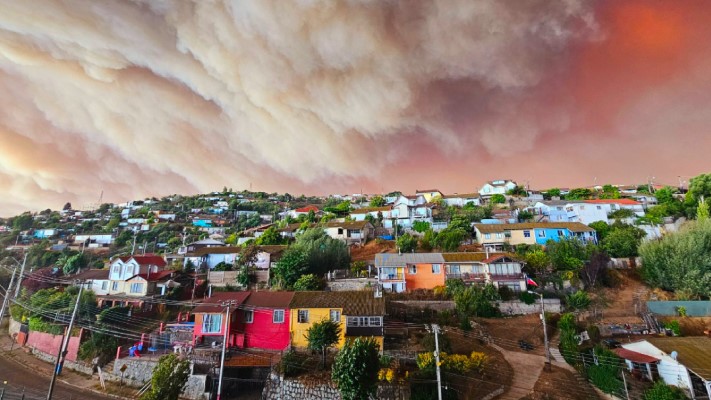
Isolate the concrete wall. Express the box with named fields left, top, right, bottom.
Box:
left=26, top=330, right=81, bottom=362
left=497, top=299, right=562, bottom=315
left=326, top=278, right=377, bottom=292
left=647, top=301, right=711, bottom=317
left=110, top=358, right=208, bottom=400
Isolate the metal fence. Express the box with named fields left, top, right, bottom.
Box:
left=646, top=301, right=711, bottom=317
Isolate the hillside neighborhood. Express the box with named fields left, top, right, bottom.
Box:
left=0, top=174, right=710, bottom=400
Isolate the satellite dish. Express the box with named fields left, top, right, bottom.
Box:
left=670, top=351, right=678, bottom=360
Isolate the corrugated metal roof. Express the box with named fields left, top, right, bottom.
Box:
left=646, top=337, right=711, bottom=380
left=289, top=291, right=385, bottom=316
left=473, top=222, right=594, bottom=233
left=613, top=348, right=659, bottom=364
left=374, top=253, right=445, bottom=266
left=243, top=291, right=294, bottom=308
left=193, top=292, right=250, bottom=313
left=441, top=252, right=503, bottom=262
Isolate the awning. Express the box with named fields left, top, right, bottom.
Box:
left=614, top=348, right=659, bottom=364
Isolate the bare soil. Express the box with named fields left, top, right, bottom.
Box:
left=349, top=240, right=395, bottom=262
left=521, top=364, right=600, bottom=400
left=475, top=314, right=550, bottom=356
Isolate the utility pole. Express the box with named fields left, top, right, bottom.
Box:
left=0, top=266, right=18, bottom=323
left=13, top=253, right=28, bottom=299
left=432, top=324, right=443, bottom=400
left=539, top=292, right=550, bottom=367
left=47, top=283, right=83, bottom=400
left=131, top=234, right=137, bottom=255
left=216, top=301, right=232, bottom=400
left=621, top=369, right=630, bottom=400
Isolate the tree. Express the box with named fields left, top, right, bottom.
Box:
left=271, top=247, right=309, bottom=289
left=256, top=226, right=282, bottom=245
left=305, top=319, right=341, bottom=367
left=525, top=249, right=551, bottom=272
left=688, top=172, right=711, bottom=201
left=599, top=185, right=621, bottom=199
left=435, top=227, right=466, bottom=252
left=602, top=225, right=644, bottom=258
left=294, top=228, right=350, bottom=276
left=140, top=354, right=190, bottom=400
left=588, top=221, right=611, bottom=242
left=454, top=284, right=500, bottom=318
left=369, top=196, right=385, bottom=207
left=293, top=274, right=324, bottom=291
left=12, top=213, right=33, bottom=231
left=517, top=210, right=534, bottom=222
left=566, top=291, right=591, bottom=310
left=236, top=244, right=259, bottom=287
left=63, top=202, right=72, bottom=211
left=396, top=233, right=417, bottom=253
left=581, top=250, right=610, bottom=288
left=332, top=337, right=380, bottom=400
left=412, top=220, right=430, bottom=233
left=544, top=188, right=561, bottom=199
left=506, top=185, right=527, bottom=197
left=697, top=197, right=709, bottom=221
left=639, top=219, right=711, bottom=298
left=62, top=253, right=87, bottom=275
left=545, top=237, right=589, bottom=272
left=566, top=188, right=593, bottom=200
left=490, top=194, right=506, bottom=204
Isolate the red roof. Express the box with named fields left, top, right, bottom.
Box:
left=295, top=205, right=320, bottom=213
left=117, top=255, right=167, bottom=267
left=194, top=292, right=250, bottom=313
left=613, top=348, right=659, bottom=364
left=585, top=199, right=641, bottom=205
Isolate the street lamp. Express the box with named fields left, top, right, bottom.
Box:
left=528, top=290, right=550, bottom=366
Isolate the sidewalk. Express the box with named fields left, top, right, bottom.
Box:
left=0, top=333, right=127, bottom=399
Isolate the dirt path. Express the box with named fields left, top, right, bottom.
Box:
left=493, top=344, right=545, bottom=400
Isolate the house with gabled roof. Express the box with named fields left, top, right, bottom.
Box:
left=289, top=291, right=385, bottom=350
left=324, top=221, right=374, bottom=244
left=193, top=292, right=251, bottom=348
left=415, top=189, right=443, bottom=203
left=473, top=222, right=596, bottom=248
left=441, top=193, right=481, bottom=207
left=479, top=180, right=518, bottom=197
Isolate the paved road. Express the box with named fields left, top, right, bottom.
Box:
left=0, top=353, right=113, bottom=400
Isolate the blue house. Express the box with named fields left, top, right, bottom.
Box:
left=192, top=218, right=213, bottom=228
left=474, top=222, right=597, bottom=249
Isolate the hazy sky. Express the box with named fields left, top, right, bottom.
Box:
left=1, top=0, right=710, bottom=215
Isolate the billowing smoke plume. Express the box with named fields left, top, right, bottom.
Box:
left=0, top=0, right=709, bottom=215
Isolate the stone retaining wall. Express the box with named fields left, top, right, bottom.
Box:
left=109, top=358, right=209, bottom=400
left=261, top=373, right=409, bottom=400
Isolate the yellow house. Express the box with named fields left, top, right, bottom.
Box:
left=289, top=291, right=385, bottom=350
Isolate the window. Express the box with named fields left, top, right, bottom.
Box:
left=537, top=231, right=546, bottom=238
left=557, top=230, right=565, bottom=236
left=202, top=314, right=223, bottom=333
left=338, top=228, right=343, bottom=235
left=273, top=309, right=285, bottom=324
left=101, top=281, right=108, bottom=290
left=596, top=206, right=602, bottom=210
left=523, top=230, right=531, bottom=238
left=130, top=283, right=143, bottom=293
left=297, top=310, right=309, bottom=323
left=580, top=206, right=585, bottom=210
left=408, top=265, right=417, bottom=274
left=111, top=282, right=119, bottom=291
left=330, top=309, right=341, bottom=323
left=484, top=233, right=491, bottom=239
left=495, top=233, right=503, bottom=239
left=244, top=310, right=254, bottom=323
left=347, top=316, right=382, bottom=327
left=432, top=264, right=441, bottom=274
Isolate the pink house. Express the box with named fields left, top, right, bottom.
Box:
left=236, top=291, right=294, bottom=351
left=193, top=292, right=250, bottom=347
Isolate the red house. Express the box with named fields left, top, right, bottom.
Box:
left=193, top=292, right=250, bottom=347
left=236, top=291, right=294, bottom=351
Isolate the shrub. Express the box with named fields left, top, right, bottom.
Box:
left=519, top=291, right=537, bottom=305
left=497, top=285, right=515, bottom=301
left=676, top=306, right=687, bottom=317
left=644, top=380, right=688, bottom=400
left=566, top=291, right=591, bottom=311
left=664, top=320, right=681, bottom=336
left=586, top=346, right=623, bottom=394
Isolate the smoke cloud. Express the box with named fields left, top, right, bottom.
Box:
left=0, top=0, right=709, bottom=215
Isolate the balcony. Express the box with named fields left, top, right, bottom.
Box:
left=447, top=273, right=486, bottom=282
left=490, top=273, right=524, bottom=280
left=378, top=273, right=405, bottom=282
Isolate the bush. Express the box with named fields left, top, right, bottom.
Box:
left=519, top=291, right=537, bottom=305
left=644, top=380, right=688, bottom=400
left=664, top=320, right=681, bottom=336
left=279, top=350, right=309, bottom=377
left=497, top=285, right=515, bottom=301
left=566, top=291, right=591, bottom=311
left=586, top=346, right=623, bottom=394
left=28, top=316, right=63, bottom=335
left=293, top=274, right=325, bottom=291
left=396, top=233, right=418, bottom=253
left=422, top=332, right=452, bottom=354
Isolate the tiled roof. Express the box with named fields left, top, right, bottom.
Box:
left=441, top=252, right=509, bottom=262
left=295, top=205, right=320, bottom=213
left=585, top=199, right=641, bottom=205
left=415, top=189, right=441, bottom=194
left=73, top=269, right=110, bottom=280
left=646, top=337, right=711, bottom=380
left=350, top=206, right=391, bottom=214
left=243, top=291, right=294, bottom=309
left=473, top=222, right=594, bottom=233
left=290, top=291, right=385, bottom=316
left=374, top=253, right=445, bottom=267
left=281, top=223, right=316, bottom=232
left=193, top=292, right=250, bottom=313
left=487, top=180, right=514, bottom=186
left=191, top=245, right=288, bottom=257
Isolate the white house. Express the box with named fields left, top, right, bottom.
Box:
left=479, top=180, right=518, bottom=197
left=350, top=206, right=392, bottom=221
left=615, top=338, right=711, bottom=399
left=74, top=233, right=115, bottom=247
left=532, top=199, right=644, bottom=225
left=324, top=221, right=374, bottom=244
left=441, top=193, right=481, bottom=207
left=415, top=189, right=443, bottom=203
left=384, top=195, right=433, bottom=229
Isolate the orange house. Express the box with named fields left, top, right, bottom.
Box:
left=375, top=253, right=445, bottom=292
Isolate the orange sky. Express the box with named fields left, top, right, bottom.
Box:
left=0, top=0, right=710, bottom=215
